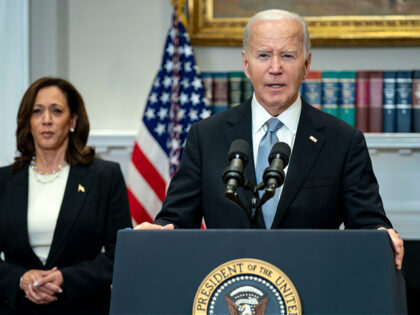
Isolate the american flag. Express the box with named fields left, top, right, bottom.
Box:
left=127, top=5, right=211, bottom=224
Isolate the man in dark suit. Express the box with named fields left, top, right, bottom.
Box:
left=136, top=9, right=404, bottom=270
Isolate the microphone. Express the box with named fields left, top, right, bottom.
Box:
left=263, top=142, right=291, bottom=191
left=222, top=139, right=251, bottom=200
left=256, top=142, right=291, bottom=208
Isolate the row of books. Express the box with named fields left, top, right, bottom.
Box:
left=302, top=70, right=420, bottom=133
left=201, top=72, right=253, bottom=114
left=200, top=70, right=420, bottom=133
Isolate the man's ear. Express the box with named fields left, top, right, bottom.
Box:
left=303, top=52, right=312, bottom=80
left=242, top=50, right=250, bottom=79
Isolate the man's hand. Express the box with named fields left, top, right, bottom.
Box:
left=134, top=222, right=174, bottom=230
left=377, top=227, right=404, bottom=270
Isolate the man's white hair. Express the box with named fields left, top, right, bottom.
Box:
left=242, top=9, right=311, bottom=59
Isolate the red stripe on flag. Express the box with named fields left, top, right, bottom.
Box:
left=127, top=187, right=153, bottom=224
left=131, top=143, right=167, bottom=202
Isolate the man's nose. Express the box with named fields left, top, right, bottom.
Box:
left=270, top=56, right=283, bottom=74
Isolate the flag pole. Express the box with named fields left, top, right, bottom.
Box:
left=171, top=0, right=188, bottom=30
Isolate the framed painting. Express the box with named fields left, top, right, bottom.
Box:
left=188, top=0, right=420, bottom=46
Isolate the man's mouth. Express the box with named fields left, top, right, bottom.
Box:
left=267, top=84, right=285, bottom=88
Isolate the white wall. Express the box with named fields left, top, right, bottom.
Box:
left=0, top=0, right=29, bottom=166
left=30, top=0, right=68, bottom=80
left=67, top=0, right=172, bottom=132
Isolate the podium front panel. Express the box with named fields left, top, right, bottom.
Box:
left=110, top=230, right=406, bottom=314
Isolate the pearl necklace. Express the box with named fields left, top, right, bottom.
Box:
left=30, top=156, right=68, bottom=184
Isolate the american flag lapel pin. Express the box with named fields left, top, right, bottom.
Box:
left=309, top=135, right=318, bottom=143
left=78, top=184, right=85, bottom=193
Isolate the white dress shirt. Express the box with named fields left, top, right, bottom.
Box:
left=251, top=94, right=302, bottom=199
left=27, top=166, right=70, bottom=264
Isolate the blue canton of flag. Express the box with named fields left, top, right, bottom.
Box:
left=142, top=15, right=211, bottom=176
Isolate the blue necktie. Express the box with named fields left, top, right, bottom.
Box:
left=256, top=117, right=283, bottom=229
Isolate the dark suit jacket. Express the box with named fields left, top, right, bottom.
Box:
left=0, top=158, right=132, bottom=315
left=155, top=98, right=391, bottom=230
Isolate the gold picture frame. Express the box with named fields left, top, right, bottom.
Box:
left=188, top=0, right=420, bottom=46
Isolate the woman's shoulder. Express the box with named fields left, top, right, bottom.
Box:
left=0, top=164, right=22, bottom=190
left=0, top=164, right=14, bottom=178
left=83, top=158, right=122, bottom=175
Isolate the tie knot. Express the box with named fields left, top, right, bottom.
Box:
left=266, top=117, right=283, bottom=133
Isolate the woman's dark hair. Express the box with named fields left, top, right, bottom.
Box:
left=12, top=77, right=95, bottom=173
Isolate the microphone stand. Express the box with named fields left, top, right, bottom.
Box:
left=225, top=181, right=271, bottom=229
left=224, top=180, right=253, bottom=217
left=250, top=181, right=276, bottom=228
left=225, top=175, right=279, bottom=229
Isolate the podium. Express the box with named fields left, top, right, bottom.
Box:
left=110, top=230, right=407, bottom=314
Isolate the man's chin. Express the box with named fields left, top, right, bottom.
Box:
left=259, top=100, right=292, bottom=116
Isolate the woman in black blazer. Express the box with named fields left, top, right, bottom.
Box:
left=0, top=77, right=132, bottom=314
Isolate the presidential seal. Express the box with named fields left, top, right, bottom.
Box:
left=193, top=258, right=301, bottom=315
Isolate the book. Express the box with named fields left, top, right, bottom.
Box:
left=301, top=70, right=322, bottom=109
left=356, top=71, right=370, bottom=133
left=339, top=71, right=356, bottom=126
left=413, top=70, right=420, bottom=132
left=228, top=72, right=243, bottom=107
left=368, top=71, right=383, bottom=132
left=396, top=71, right=412, bottom=132
left=241, top=73, right=253, bottom=102
left=321, top=71, right=340, bottom=117
left=201, top=72, right=214, bottom=114
left=382, top=71, right=397, bottom=133
left=212, top=72, right=229, bottom=114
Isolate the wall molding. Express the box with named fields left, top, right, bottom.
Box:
left=89, top=132, right=420, bottom=152
left=88, top=130, right=136, bottom=154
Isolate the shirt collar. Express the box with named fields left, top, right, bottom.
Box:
left=252, top=93, right=302, bottom=135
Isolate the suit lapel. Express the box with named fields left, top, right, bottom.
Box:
left=223, top=100, right=256, bottom=210
left=271, top=101, right=326, bottom=228
left=7, top=165, right=42, bottom=263
left=47, top=163, right=92, bottom=265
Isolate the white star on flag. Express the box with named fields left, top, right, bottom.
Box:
left=166, top=43, right=175, bottom=55
left=148, top=93, right=158, bottom=103
left=144, top=108, right=155, bottom=120
left=184, top=45, right=193, bottom=57
left=160, top=92, right=170, bottom=104
left=190, top=92, right=201, bottom=105
left=164, top=60, right=173, bottom=72
left=154, top=123, right=166, bottom=136
left=163, top=76, right=172, bottom=88
left=157, top=107, right=168, bottom=120
left=191, top=77, right=203, bottom=89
